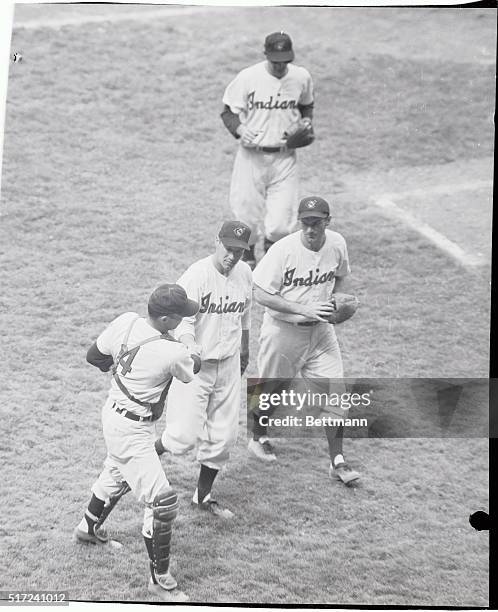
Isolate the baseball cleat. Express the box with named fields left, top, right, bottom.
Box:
left=191, top=499, right=234, bottom=520
left=148, top=578, right=189, bottom=602
left=155, top=570, right=178, bottom=590
left=73, top=526, right=109, bottom=545
left=329, top=462, right=360, bottom=485
left=248, top=438, right=277, bottom=462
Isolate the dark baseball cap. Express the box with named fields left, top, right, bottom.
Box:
left=298, top=196, right=331, bottom=219
left=218, top=220, right=252, bottom=250
left=148, top=284, right=199, bottom=318
left=264, top=32, right=295, bottom=62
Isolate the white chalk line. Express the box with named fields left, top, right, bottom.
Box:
left=13, top=6, right=213, bottom=30
left=374, top=183, right=492, bottom=268
left=382, top=179, right=492, bottom=200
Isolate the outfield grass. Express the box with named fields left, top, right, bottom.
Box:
left=0, top=5, right=493, bottom=606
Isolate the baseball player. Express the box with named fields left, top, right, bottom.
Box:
left=74, top=284, right=200, bottom=602
left=155, top=221, right=253, bottom=518
left=221, top=31, right=314, bottom=268
left=248, top=196, right=360, bottom=485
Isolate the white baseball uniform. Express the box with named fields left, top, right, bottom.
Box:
left=223, top=61, right=314, bottom=243
left=90, top=312, right=194, bottom=535
left=252, top=229, right=350, bottom=389
left=161, top=256, right=253, bottom=469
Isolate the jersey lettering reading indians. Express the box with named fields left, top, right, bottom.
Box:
left=173, top=256, right=253, bottom=361
left=252, top=230, right=350, bottom=323
left=223, top=61, right=313, bottom=148
left=199, top=292, right=246, bottom=314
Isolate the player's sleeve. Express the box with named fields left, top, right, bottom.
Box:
left=170, top=346, right=195, bottom=384
left=221, top=105, right=242, bottom=139
left=222, top=71, right=248, bottom=115
left=86, top=343, right=114, bottom=372
left=241, top=270, right=253, bottom=331
left=335, top=235, right=351, bottom=277
left=95, top=312, right=135, bottom=356
left=299, top=68, right=314, bottom=106
left=252, top=247, right=285, bottom=295
left=173, top=267, right=200, bottom=340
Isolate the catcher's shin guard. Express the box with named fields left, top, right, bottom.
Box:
left=94, top=481, right=131, bottom=531
left=151, top=486, right=179, bottom=577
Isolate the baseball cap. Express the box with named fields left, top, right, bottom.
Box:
left=264, top=32, right=295, bottom=62
left=148, top=284, right=199, bottom=318
left=218, top=220, right=252, bottom=250
left=297, top=196, right=331, bottom=219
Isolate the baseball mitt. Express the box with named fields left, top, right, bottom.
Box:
left=283, top=119, right=315, bottom=149
left=327, top=293, right=359, bottom=325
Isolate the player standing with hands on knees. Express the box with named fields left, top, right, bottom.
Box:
left=248, top=196, right=361, bottom=486
left=155, top=221, right=253, bottom=519
left=74, top=284, right=200, bottom=602
left=221, top=32, right=315, bottom=268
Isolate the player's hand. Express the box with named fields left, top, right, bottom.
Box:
left=237, top=125, right=260, bottom=148
left=299, top=302, right=335, bottom=322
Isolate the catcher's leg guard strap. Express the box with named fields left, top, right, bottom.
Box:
left=143, top=535, right=157, bottom=583
left=94, top=481, right=131, bottom=530
left=152, top=486, right=179, bottom=575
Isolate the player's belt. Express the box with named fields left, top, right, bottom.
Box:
left=111, top=402, right=156, bottom=422
left=296, top=320, right=320, bottom=327
left=255, top=145, right=288, bottom=153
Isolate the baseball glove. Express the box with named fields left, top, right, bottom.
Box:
left=283, top=119, right=315, bottom=149
left=327, top=293, right=359, bottom=325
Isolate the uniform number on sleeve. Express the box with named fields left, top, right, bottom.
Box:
left=119, top=346, right=140, bottom=375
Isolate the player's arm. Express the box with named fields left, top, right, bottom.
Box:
left=297, top=102, right=314, bottom=123
left=241, top=276, right=252, bottom=332
left=254, top=285, right=334, bottom=322
left=332, top=275, right=348, bottom=294
left=332, top=238, right=352, bottom=294
left=240, top=329, right=250, bottom=375
left=221, top=72, right=260, bottom=147
left=177, top=333, right=200, bottom=355
left=170, top=348, right=198, bottom=384
left=297, top=69, right=314, bottom=124
left=240, top=287, right=251, bottom=373
left=86, top=314, right=130, bottom=372
left=221, top=105, right=260, bottom=146
left=221, top=105, right=242, bottom=139
left=221, top=73, right=245, bottom=139
left=86, top=342, right=114, bottom=372
left=177, top=332, right=202, bottom=374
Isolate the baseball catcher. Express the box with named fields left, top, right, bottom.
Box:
left=74, top=284, right=200, bottom=602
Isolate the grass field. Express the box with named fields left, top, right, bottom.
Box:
left=0, top=4, right=493, bottom=607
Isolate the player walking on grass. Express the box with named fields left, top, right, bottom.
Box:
left=74, top=284, right=200, bottom=602
left=248, top=196, right=360, bottom=485
left=155, top=221, right=253, bottom=519
left=221, top=32, right=315, bottom=268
